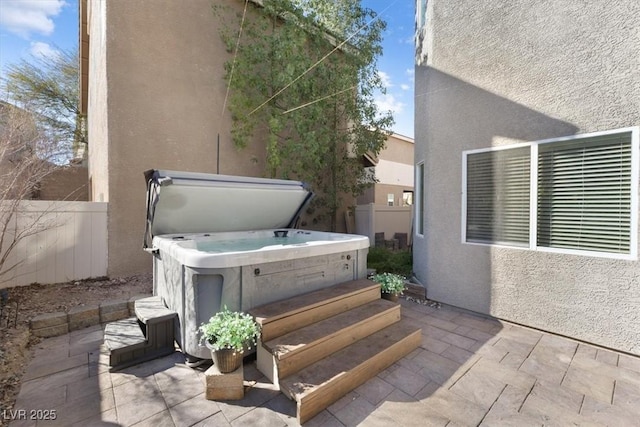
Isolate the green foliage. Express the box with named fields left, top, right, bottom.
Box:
left=2, top=47, right=85, bottom=161
left=199, top=307, right=260, bottom=353
left=367, top=246, right=412, bottom=276
left=373, top=272, right=406, bottom=295
left=216, top=1, right=393, bottom=230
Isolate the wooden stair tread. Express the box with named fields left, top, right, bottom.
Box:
left=249, top=279, right=378, bottom=324
left=280, top=320, right=421, bottom=402
left=265, top=299, right=399, bottom=359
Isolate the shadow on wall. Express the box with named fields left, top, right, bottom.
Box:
left=416, top=66, right=579, bottom=314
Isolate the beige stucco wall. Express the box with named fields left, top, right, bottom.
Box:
left=87, top=0, right=267, bottom=276
left=373, top=184, right=410, bottom=207
left=382, top=133, right=414, bottom=165
left=39, top=166, right=89, bottom=201
left=414, top=0, right=640, bottom=354
left=87, top=0, right=108, bottom=204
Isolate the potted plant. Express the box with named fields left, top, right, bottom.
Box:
left=199, top=307, right=260, bottom=373
left=373, top=272, right=406, bottom=303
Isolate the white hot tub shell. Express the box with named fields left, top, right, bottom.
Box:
left=144, top=170, right=369, bottom=360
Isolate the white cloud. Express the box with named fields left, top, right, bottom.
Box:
left=400, top=84, right=410, bottom=91
left=405, top=68, right=415, bottom=82
left=377, top=70, right=393, bottom=89
left=29, top=41, right=59, bottom=59
left=0, top=0, right=66, bottom=38
left=375, top=93, right=405, bottom=115
left=400, top=35, right=414, bottom=45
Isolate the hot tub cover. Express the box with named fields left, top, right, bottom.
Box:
left=143, top=169, right=314, bottom=249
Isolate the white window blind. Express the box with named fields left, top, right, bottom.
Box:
left=463, top=128, right=637, bottom=258
left=466, top=147, right=530, bottom=245
left=537, top=132, right=632, bottom=254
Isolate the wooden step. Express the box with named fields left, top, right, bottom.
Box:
left=279, top=320, right=422, bottom=424
left=249, top=279, right=380, bottom=342
left=264, top=299, right=400, bottom=380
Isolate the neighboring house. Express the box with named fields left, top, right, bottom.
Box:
left=81, top=0, right=276, bottom=277
left=355, top=133, right=414, bottom=247
left=0, top=101, right=87, bottom=201
left=414, top=0, right=639, bottom=355
left=357, top=132, right=414, bottom=207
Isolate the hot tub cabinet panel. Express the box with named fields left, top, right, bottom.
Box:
left=241, top=248, right=366, bottom=311
left=153, top=230, right=369, bottom=358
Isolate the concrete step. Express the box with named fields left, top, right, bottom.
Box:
left=280, top=320, right=422, bottom=424
left=259, top=299, right=400, bottom=384
left=104, top=317, right=146, bottom=351
left=135, top=295, right=177, bottom=324
left=249, top=279, right=380, bottom=342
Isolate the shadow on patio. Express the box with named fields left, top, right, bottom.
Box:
left=9, top=299, right=640, bottom=426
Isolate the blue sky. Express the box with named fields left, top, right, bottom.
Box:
left=0, top=0, right=414, bottom=138
left=363, top=0, right=415, bottom=138
left=0, top=0, right=78, bottom=69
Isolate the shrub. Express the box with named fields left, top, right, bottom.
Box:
left=367, top=247, right=412, bottom=276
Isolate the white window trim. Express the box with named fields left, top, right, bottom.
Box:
left=461, top=127, right=639, bottom=261
left=416, top=161, right=425, bottom=237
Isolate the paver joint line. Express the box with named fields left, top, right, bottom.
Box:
left=10, top=300, right=640, bottom=426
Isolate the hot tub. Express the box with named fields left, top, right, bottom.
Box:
left=144, top=170, right=369, bottom=360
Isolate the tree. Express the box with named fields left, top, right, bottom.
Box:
left=0, top=102, right=58, bottom=284
left=217, top=0, right=393, bottom=231
left=2, top=47, right=85, bottom=162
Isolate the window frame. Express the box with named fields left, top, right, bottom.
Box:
left=461, top=127, right=639, bottom=260
left=416, top=162, right=425, bottom=236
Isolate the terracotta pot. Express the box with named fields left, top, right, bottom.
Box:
left=381, top=292, right=399, bottom=303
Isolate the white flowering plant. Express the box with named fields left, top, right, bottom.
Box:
left=199, top=307, right=260, bottom=353
left=373, top=272, right=406, bottom=295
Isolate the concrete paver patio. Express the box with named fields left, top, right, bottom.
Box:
left=8, top=299, right=640, bottom=426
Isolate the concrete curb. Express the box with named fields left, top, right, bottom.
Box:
left=29, top=294, right=152, bottom=338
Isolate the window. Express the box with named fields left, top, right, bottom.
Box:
left=403, top=191, right=413, bottom=206
left=465, top=146, right=530, bottom=246
left=462, top=128, right=638, bottom=259
left=387, top=193, right=395, bottom=206
left=417, top=0, right=428, bottom=29
left=416, top=162, right=424, bottom=235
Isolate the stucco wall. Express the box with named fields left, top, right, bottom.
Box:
left=39, top=166, right=89, bottom=201
left=414, top=0, right=640, bottom=354
left=90, top=0, right=268, bottom=276
left=87, top=0, right=109, bottom=204
left=356, top=133, right=414, bottom=205
left=381, top=133, right=414, bottom=165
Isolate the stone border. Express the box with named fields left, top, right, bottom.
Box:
left=30, top=294, right=151, bottom=338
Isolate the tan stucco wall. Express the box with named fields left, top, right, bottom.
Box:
left=381, top=133, right=413, bottom=165
left=374, top=184, right=411, bottom=207
left=414, top=0, right=640, bottom=354
left=39, top=166, right=89, bottom=201
left=87, top=0, right=108, bottom=204
left=88, top=0, right=268, bottom=276
left=357, top=133, right=414, bottom=205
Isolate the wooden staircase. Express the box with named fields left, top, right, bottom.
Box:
left=249, top=279, right=421, bottom=424
left=104, top=296, right=177, bottom=371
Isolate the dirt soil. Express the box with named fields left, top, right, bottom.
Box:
left=0, top=274, right=153, bottom=421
